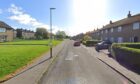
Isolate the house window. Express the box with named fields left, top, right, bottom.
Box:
left=101, top=30, right=103, bottom=34
left=105, top=37, right=108, bottom=40
left=0, top=35, right=7, bottom=42
left=111, top=28, right=113, bottom=32
left=129, top=37, right=133, bottom=42
left=0, top=28, right=6, bottom=32
left=118, top=26, right=122, bottom=32
left=98, top=32, right=100, bottom=35
left=133, top=22, right=140, bottom=30
left=110, top=37, right=114, bottom=42
left=105, top=30, right=108, bottom=33
left=117, top=37, right=123, bottom=43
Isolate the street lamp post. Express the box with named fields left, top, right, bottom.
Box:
left=50, top=8, right=55, bottom=58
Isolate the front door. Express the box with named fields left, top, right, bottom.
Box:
left=134, top=36, right=138, bottom=42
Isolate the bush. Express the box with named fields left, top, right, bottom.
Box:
left=82, top=41, right=87, bottom=45
left=111, top=43, right=140, bottom=67
left=85, top=40, right=100, bottom=46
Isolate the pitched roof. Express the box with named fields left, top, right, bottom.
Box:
left=0, top=21, right=13, bottom=29
left=103, top=13, right=140, bottom=29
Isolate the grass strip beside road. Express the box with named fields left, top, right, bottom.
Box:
left=0, top=40, right=62, bottom=80
left=0, top=40, right=61, bottom=45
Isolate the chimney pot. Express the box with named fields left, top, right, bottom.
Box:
left=128, top=11, right=131, bottom=18
left=110, top=20, right=113, bottom=24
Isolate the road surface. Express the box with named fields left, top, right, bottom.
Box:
left=39, top=40, right=132, bottom=84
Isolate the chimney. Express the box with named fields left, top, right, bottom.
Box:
left=127, top=11, right=131, bottom=18
left=110, top=20, right=113, bottom=24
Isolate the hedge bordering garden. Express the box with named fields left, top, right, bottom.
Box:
left=111, top=43, right=140, bottom=68
left=82, top=40, right=100, bottom=46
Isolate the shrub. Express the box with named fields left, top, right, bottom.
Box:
left=82, top=41, right=87, bottom=45
left=85, top=40, right=100, bottom=46
left=111, top=43, right=140, bottom=67
left=113, top=43, right=140, bottom=49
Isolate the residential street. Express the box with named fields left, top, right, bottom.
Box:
left=39, top=40, right=132, bottom=84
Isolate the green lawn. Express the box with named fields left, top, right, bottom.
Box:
left=0, top=40, right=62, bottom=79
left=0, top=40, right=60, bottom=45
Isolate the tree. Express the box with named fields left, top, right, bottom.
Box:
left=35, top=28, right=48, bottom=39
left=83, top=35, right=92, bottom=41
left=55, top=30, right=66, bottom=40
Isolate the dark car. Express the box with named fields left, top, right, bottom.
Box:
left=73, top=41, right=81, bottom=46
left=95, top=40, right=112, bottom=51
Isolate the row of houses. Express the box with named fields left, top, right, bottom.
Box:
left=16, top=29, right=35, bottom=39
left=91, top=11, right=140, bottom=43
left=0, top=21, right=35, bottom=42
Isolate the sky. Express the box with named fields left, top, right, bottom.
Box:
left=0, top=0, right=140, bottom=36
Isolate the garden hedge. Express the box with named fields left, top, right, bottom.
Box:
left=83, top=40, right=100, bottom=46
left=111, top=43, right=140, bottom=67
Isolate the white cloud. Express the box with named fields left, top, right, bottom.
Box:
left=50, top=26, right=69, bottom=35
left=0, top=9, right=3, bottom=14
left=8, top=4, right=49, bottom=30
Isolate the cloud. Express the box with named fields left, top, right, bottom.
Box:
left=7, top=4, right=69, bottom=35
left=0, top=9, right=3, bottom=14
left=8, top=4, right=49, bottom=29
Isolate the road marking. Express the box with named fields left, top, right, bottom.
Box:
left=65, top=52, right=74, bottom=61
left=65, top=52, right=79, bottom=61
left=46, top=77, right=87, bottom=84
left=74, top=54, right=78, bottom=57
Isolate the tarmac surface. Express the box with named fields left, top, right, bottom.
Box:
left=39, top=40, right=132, bottom=84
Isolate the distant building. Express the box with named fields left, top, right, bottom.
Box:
left=16, top=29, right=35, bottom=39
left=72, top=33, right=84, bottom=40
left=13, top=29, right=17, bottom=39
left=92, top=11, right=140, bottom=43
left=0, top=21, right=14, bottom=42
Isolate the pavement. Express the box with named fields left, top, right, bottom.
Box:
left=84, top=46, right=140, bottom=84
left=2, top=40, right=67, bottom=84
left=99, top=50, right=140, bottom=84
left=39, top=40, right=133, bottom=84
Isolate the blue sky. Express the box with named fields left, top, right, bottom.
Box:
left=0, top=0, right=140, bottom=36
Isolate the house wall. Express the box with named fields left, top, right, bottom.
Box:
left=22, top=32, right=35, bottom=39
left=97, top=22, right=140, bottom=43
left=6, top=29, right=14, bottom=41
left=0, top=29, right=14, bottom=42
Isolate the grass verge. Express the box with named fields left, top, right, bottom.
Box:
left=0, top=40, right=62, bottom=80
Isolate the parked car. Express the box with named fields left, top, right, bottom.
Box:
left=95, top=40, right=112, bottom=51
left=73, top=41, right=81, bottom=46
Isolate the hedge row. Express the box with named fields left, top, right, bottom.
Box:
left=82, top=40, right=100, bottom=46
left=113, top=43, right=140, bottom=49
left=111, top=43, right=140, bottom=67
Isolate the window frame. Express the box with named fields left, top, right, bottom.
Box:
left=111, top=28, right=113, bottom=33
left=118, top=26, right=122, bottom=32
left=0, top=28, right=6, bottom=32
left=133, top=22, right=140, bottom=30
left=105, top=29, right=108, bottom=33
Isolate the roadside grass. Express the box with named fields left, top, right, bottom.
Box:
left=0, top=40, right=61, bottom=45
left=0, top=40, right=62, bottom=79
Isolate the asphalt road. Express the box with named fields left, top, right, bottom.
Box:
left=39, top=40, right=132, bottom=84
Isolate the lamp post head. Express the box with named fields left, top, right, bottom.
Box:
left=50, top=8, right=56, bottom=10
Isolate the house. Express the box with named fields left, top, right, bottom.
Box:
left=0, top=21, right=14, bottom=42
left=72, top=33, right=84, bottom=40
left=93, top=11, right=140, bottom=43
left=91, top=29, right=101, bottom=40
left=16, top=29, right=35, bottom=39
left=13, top=29, right=17, bottom=39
